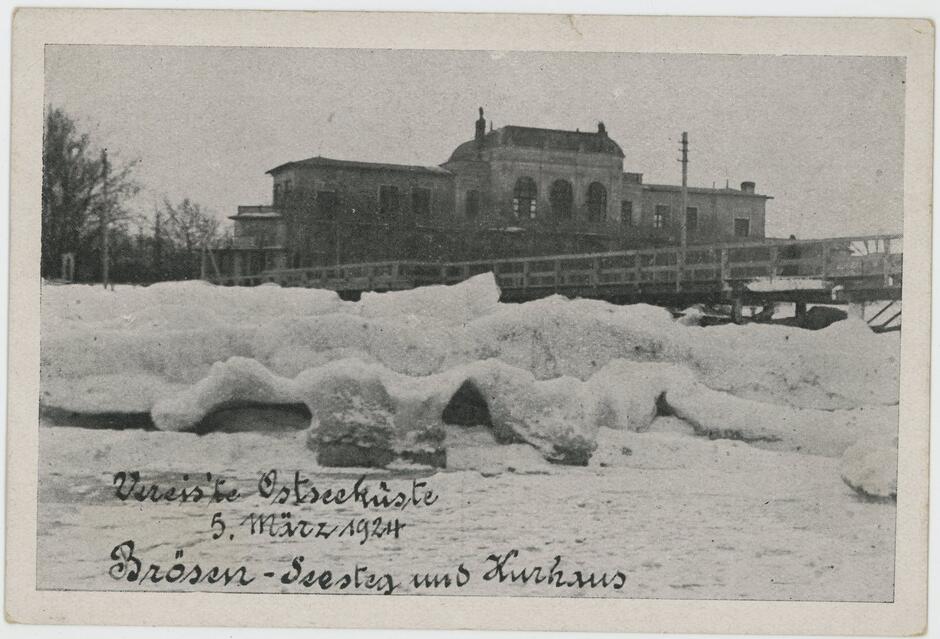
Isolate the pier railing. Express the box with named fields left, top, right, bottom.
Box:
left=211, top=234, right=903, bottom=298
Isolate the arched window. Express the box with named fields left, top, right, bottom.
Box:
left=550, top=179, right=573, bottom=219
left=512, top=177, right=537, bottom=219
left=465, top=190, right=480, bottom=219
left=587, top=182, right=607, bottom=222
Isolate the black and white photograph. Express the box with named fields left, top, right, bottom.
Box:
left=4, top=8, right=933, bottom=635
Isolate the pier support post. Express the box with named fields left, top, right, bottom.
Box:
left=795, top=302, right=807, bottom=327
left=754, top=302, right=775, bottom=322
left=732, top=297, right=745, bottom=324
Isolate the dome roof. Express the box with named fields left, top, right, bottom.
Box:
left=446, top=125, right=624, bottom=163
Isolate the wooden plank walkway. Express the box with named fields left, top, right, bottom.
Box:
left=211, top=233, right=903, bottom=306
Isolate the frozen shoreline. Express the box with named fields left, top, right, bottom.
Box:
left=40, top=276, right=900, bottom=492
left=36, top=275, right=900, bottom=599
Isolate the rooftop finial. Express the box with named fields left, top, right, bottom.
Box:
left=475, top=107, right=487, bottom=146
left=597, top=121, right=607, bottom=135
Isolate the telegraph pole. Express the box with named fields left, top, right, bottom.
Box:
left=335, top=219, right=341, bottom=265
left=676, top=132, right=689, bottom=292
left=679, top=132, right=689, bottom=249
left=154, top=211, right=163, bottom=279
left=100, top=148, right=110, bottom=288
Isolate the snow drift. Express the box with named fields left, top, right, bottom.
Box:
left=40, top=274, right=900, bottom=471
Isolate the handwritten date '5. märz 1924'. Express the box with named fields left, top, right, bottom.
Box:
left=239, top=512, right=406, bottom=545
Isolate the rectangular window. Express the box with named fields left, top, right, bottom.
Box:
left=621, top=200, right=633, bottom=227
left=316, top=190, right=338, bottom=221
left=249, top=253, right=264, bottom=275
left=686, top=207, right=698, bottom=232
left=654, top=204, right=669, bottom=229
left=273, top=183, right=281, bottom=204
left=411, top=187, right=432, bottom=221
left=734, top=217, right=751, bottom=237
left=466, top=190, right=480, bottom=219
left=378, top=185, right=400, bottom=216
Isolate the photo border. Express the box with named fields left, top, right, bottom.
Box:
left=6, top=9, right=933, bottom=634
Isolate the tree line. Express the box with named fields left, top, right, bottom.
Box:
left=42, top=107, right=229, bottom=284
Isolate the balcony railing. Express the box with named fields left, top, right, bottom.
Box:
left=231, top=236, right=259, bottom=249
left=236, top=205, right=281, bottom=216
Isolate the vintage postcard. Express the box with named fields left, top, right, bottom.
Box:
left=5, top=8, right=933, bottom=635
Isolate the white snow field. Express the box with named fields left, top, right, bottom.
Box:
left=37, top=275, right=899, bottom=599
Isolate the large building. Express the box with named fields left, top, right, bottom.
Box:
left=218, top=109, right=771, bottom=277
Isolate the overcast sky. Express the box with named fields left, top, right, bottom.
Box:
left=45, top=46, right=905, bottom=239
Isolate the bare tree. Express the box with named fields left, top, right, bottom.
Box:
left=41, top=107, right=139, bottom=279
left=159, top=197, right=221, bottom=278
left=161, top=198, right=220, bottom=250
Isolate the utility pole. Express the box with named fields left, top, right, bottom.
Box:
left=676, top=132, right=689, bottom=292
left=679, top=131, right=689, bottom=249
left=334, top=219, right=341, bottom=265
left=100, top=148, right=110, bottom=289
left=154, top=211, right=163, bottom=280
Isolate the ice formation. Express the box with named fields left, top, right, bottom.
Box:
left=150, top=356, right=609, bottom=466
left=664, top=385, right=897, bottom=457
left=40, top=273, right=900, bottom=473
left=840, top=435, right=899, bottom=500
left=676, top=306, right=707, bottom=326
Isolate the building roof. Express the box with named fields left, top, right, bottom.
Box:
left=267, top=155, right=452, bottom=176
left=447, top=125, right=625, bottom=162
left=641, top=183, right=773, bottom=199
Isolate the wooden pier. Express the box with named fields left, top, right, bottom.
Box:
left=211, top=234, right=902, bottom=312
left=211, top=234, right=903, bottom=329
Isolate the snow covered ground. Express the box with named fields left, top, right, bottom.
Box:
left=37, top=275, right=900, bottom=599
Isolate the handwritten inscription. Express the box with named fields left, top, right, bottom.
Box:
left=256, top=470, right=438, bottom=509
left=106, top=469, right=627, bottom=594
left=239, top=512, right=406, bottom=544
left=112, top=471, right=239, bottom=503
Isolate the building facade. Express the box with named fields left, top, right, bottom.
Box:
left=217, top=109, right=771, bottom=277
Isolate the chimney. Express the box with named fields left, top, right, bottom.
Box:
left=475, top=107, right=486, bottom=147
left=740, top=181, right=755, bottom=193
left=597, top=121, right=607, bottom=136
